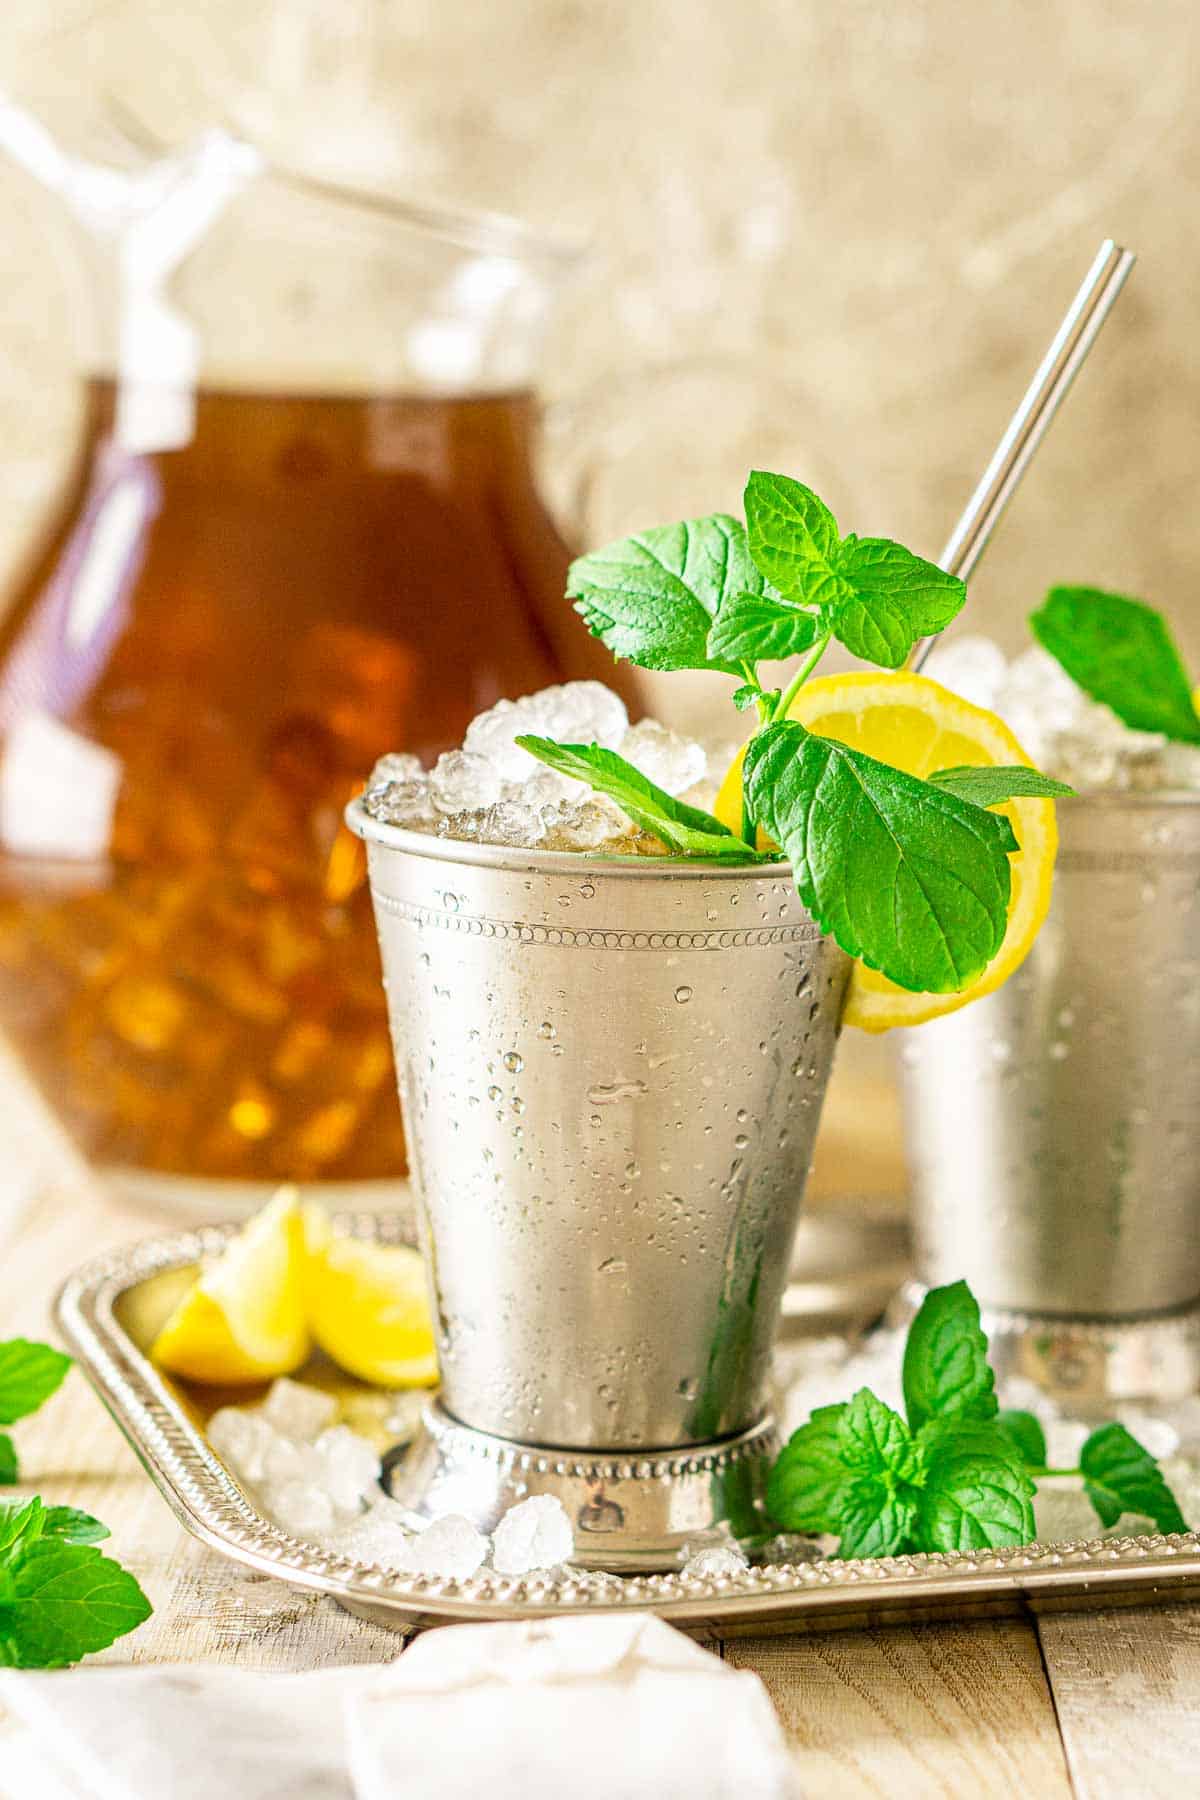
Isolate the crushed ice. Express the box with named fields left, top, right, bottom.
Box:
left=682, top=1542, right=750, bottom=1580
left=209, top=1382, right=577, bottom=1579
left=491, top=1494, right=576, bottom=1575
left=361, top=681, right=716, bottom=853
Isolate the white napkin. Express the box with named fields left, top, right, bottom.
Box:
left=0, top=1664, right=364, bottom=1800
left=0, top=1615, right=798, bottom=1800
left=348, top=1614, right=798, bottom=1799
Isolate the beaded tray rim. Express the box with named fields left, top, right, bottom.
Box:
left=56, top=1218, right=1200, bottom=1632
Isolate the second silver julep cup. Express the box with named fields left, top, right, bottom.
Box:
left=347, top=799, right=849, bottom=1568
left=899, top=793, right=1200, bottom=1405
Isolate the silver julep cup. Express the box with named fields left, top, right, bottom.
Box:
left=347, top=799, right=848, bottom=1568
left=898, top=793, right=1200, bottom=1405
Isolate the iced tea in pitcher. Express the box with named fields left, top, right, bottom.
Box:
left=0, top=118, right=632, bottom=1201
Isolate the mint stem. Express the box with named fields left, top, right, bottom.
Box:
left=772, top=631, right=833, bottom=722
left=739, top=631, right=833, bottom=847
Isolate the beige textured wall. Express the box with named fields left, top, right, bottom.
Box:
left=1, top=0, right=1197, bottom=668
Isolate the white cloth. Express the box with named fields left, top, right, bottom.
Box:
left=0, top=1614, right=798, bottom=1800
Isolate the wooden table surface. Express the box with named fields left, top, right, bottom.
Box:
left=1, top=1054, right=1198, bottom=1798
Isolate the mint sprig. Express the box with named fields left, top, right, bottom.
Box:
left=521, top=468, right=1071, bottom=994
left=1031, top=586, right=1200, bottom=745
left=0, top=1339, right=151, bottom=1666
left=767, top=1281, right=1185, bottom=1558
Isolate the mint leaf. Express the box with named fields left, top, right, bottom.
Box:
left=707, top=591, right=820, bottom=665
left=744, top=721, right=1017, bottom=993
left=41, top=1507, right=110, bottom=1546
left=838, top=1388, right=922, bottom=1482
left=0, top=1437, right=16, bottom=1486
left=731, top=683, right=762, bottom=711
left=928, top=766, right=1075, bottom=807
left=743, top=472, right=965, bottom=668
left=917, top=1417, right=1031, bottom=1469
left=837, top=1477, right=917, bottom=1560
left=744, top=471, right=843, bottom=605
left=514, top=737, right=762, bottom=860
left=902, top=1280, right=998, bottom=1432
left=0, top=1498, right=44, bottom=1556
left=917, top=1447, right=1035, bottom=1552
left=832, top=1391, right=923, bottom=1557
left=832, top=537, right=966, bottom=669
left=0, top=1340, right=71, bottom=1425
left=1079, top=1423, right=1187, bottom=1534
left=567, top=514, right=764, bottom=675
left=0, top=1539, right=151, bottom=1668
left=1031, top=586, right=1200, bottom=745
left=996, top=1410, right=1048, bottom=1470
left=766, top=1403, right=848, bottom=1534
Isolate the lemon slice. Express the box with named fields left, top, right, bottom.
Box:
left=714, top=671, right=1059, bottom=1031
left=151, top=1186, right=311, bottom=1384
left=304, top=1207, right=438, bottom=1389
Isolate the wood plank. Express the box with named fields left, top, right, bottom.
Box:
left=1036, top=1605, right=1200, bottom=1799
left=727, top=1619, right=1073, bottom=1800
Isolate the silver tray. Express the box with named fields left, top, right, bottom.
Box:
left=56, top=1217, right=1200, bottom=1637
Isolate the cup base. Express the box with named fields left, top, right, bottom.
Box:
left=382, top=1402, right=779, bottom=1572
left=889, top=1281, right=1200, bottom=1411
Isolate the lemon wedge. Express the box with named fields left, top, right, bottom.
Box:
left=151, top=1186, right=311, bottom=1384
left=303, top=1206, right=438, bottom=1389
left=714, top=671, right=1059, bottom=1031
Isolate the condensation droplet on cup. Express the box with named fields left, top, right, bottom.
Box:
left=503, top=1051, right=524, bottom=1073
left=538, top=1022, right=556, bottom=1040
left=674, top=986, right=693, bottom=1004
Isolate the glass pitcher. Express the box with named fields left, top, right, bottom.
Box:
left=0, top=103, right=639, bottom=1211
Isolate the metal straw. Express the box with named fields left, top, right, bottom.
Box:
left=911, top=237, right=1136, bottom=671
